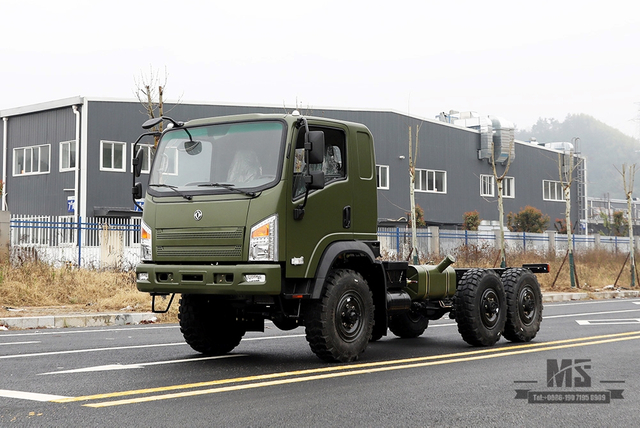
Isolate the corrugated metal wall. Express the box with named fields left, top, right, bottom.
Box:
left=4, top=107, right=77, bottom=215
left=7, top=99, right=578, bottom=229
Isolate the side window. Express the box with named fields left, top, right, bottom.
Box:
left=292, top=126, right=347, bottom=199
left=100, top=140, right=126, bottom=172
left=60, top=140, right=76, bottom=172
left=376, top=165, right=389, bottom=189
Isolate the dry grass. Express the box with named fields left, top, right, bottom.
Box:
left=0, top=248, right=637, bottom=323
left=0, top=261, right=179, bottom=322
left=445, top=245, right=637, bottom=292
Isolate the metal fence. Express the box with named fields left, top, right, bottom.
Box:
left=10, top=215, right=141, bottom=269
left=378, top=226, right=636, bottom=260
left=8, top=216, right=638, bottom=269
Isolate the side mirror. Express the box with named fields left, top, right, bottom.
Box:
left=132, top=182, right=143, bottom=200
left=306, top=131, right=325, bottom=164
left=306, top=170, right=325, bottom=190
left=142, top=117, right=164, bottom=130
left=133, top=147, right=144, bottom=177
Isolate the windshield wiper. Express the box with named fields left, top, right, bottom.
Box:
left=197, top=182, right=257, bottom=197
left=149, top=184, right=193, bottom=200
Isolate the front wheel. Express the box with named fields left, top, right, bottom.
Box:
left=454, top=269, right=506, bottom=346
left=304, top=269, right=374, bottom=362
left=179, top=295, right=246, bottom=355
left=501, top=268, right=543, bottom=342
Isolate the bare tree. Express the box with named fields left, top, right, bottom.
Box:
left=558, top=138, right=584, bottom=288
left=491, top=140, right=514, bottom=268
left=617, top=163, right=636, bottom=287
left=408, top=123, right=421, bottom=264
left=134, top=66, right=181, bottom=147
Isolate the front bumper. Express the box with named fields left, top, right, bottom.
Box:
left=136, top=263, right=282, bottom=295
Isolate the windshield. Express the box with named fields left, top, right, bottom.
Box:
left=148, top=120, right=285, bottom=195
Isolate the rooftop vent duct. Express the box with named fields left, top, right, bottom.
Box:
left=489, top=116, right=515, bottom=164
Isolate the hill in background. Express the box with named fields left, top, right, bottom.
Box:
left=516, top=114, right=639, bottom=200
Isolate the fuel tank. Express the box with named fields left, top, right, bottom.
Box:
left=405, top=255, right=456, bottom=300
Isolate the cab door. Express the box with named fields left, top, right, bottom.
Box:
left=285, top=124, right=353, bottom=278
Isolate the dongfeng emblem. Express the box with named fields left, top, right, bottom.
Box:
left=194, top=210, right=203, bottom=221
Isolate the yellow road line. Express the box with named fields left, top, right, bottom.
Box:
left=86, top=332, right=640, bottom=408
left=53, top=330, right=639, bottom=404
left=57, top=331, right=640, bottom=408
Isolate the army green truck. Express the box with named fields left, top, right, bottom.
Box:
left=132, top=112, right=547, bottom=362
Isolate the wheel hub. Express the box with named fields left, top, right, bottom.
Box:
left=519, top=286, right=537, bottom=324
left=337, top=294, right=363, bottom=342
left=480, top=289, right=500, bottom=327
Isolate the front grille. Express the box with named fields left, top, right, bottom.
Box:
left=157, top=227, right=243, bottom=241
left=156, top=246, right=242, bottom=258
left=155, top=226, right=245, bottom=260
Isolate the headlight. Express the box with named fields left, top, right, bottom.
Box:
left=249, top=214, right=278, bottom=261
left=140, top=220, right=153, bottom=261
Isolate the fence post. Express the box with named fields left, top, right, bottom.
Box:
left=77, top=216, right=82, bottom=268
left=427, top=226, right=440, bottom=257
left=0, top=211, right=10, bottom=262
left=395, top=227, right=400, bottom=256
left=547, top=231, right=556, bottom=255
left=594, top=234, right=600, bottom=250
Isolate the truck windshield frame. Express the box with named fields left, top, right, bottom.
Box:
left=147, top=120, right=286, bottom=197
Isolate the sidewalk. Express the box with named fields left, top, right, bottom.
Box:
left=0, top=310, right=157, bottom=330
left=1, top=290, right=639, bottom=330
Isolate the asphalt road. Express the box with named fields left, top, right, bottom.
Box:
left=1, top=298, right=639, bottom=427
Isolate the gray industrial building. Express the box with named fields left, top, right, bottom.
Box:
left=0, top=96, right=584, bottom=231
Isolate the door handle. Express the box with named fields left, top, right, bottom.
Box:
left=343, top=206, right=351, bottom=229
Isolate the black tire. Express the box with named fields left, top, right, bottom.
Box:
left=304, top=269, right=374, bottom=362
left=501, top=268, right=543, bottom=342
left=389, top=309, right=429, bottom=338
left=454, top=269, right=506, bottom=346
left=178, top=294, right=246, bottom=355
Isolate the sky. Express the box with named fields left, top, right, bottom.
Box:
left=1, top=0, right=639, bottom=138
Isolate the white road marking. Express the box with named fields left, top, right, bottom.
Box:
left=0, top=341, right=40, bottom=346
left=243, top=334, right=305, bottom=341
left=576, top=319, right=640, bottom=325
left=545, top=298, right=640, bottom=307
left=0, top=325, right=179, bottom=338
left=544, top=308, right=640, bottom=319
left=0, top=342, right=188, bottom=360
left=0, top=389, right=70, bottom=402
left=0, top=334, right=306, bottom=360
left=39, top=354, right=247, bottom=375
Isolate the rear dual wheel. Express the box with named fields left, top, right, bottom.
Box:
left=455, top=269, right=506, bottom=346
left=501, top=268, right=543, bottom=342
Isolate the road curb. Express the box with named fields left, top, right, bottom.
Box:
left=0, top=312, right=157, bottom=330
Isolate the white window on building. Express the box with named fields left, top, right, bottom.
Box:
left=13, top=144, right=51, bottom=176
left=415, top=169, right=446, bottom=193
left=132, top=144, right=154, bottom=174
left=501, top=176, right=515, bottom=198
left=480, top=174, right=495, bottom=197
left=376, top=165, right=389, bottom=189
left=60, top=140, right=76, bottom=172
left=543, top=179, right=565, bottom=201
left=100, top=140, right=126, bottom=172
